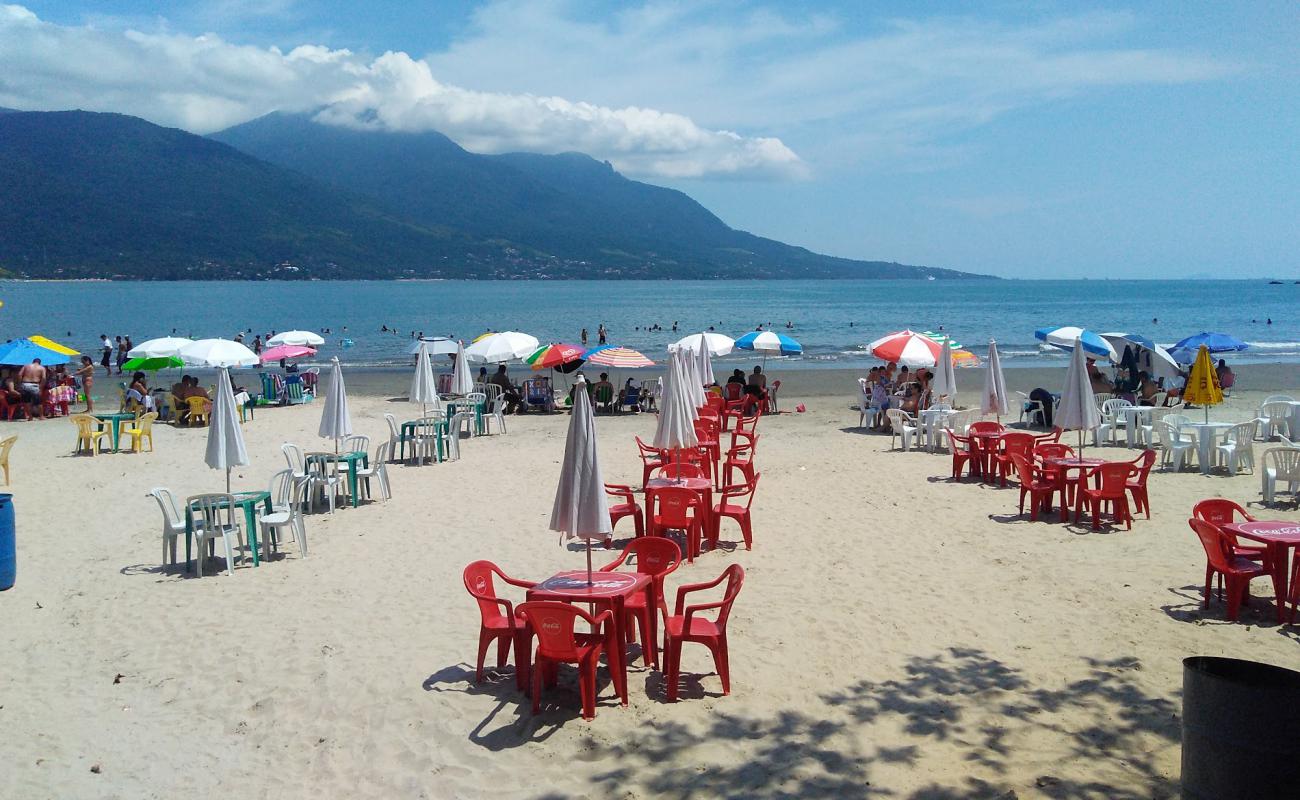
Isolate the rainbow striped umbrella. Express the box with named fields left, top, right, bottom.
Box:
left=526, top=343, right=586, bottom=371
left=584, top=346, right=654, bottom=369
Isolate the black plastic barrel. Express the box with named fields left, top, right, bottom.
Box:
left=1182, top=656, right=1300, bottom=799
left=0, top=493, right=13, bottom=590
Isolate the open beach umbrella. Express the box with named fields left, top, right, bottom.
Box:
left=981, top=340, right=1010, bottom=421
left=464, top=331, right=539, bottom=364
left=584, top=346, right=654, bottom=369
left=674, top=332, right=735, bottom=357
left=180, top=339, right=259, bottom=369
left=1035, top=326, right=1117, bottom=361
left=28, top=335, right=79, bottom=356
left=735, top=330, right=803, bottom=356
left=318, top=357, right=352, bottom=453
left=1100, top=333, right=1179, bottom=380
left=129, top=337, right=192, bottom=359
left=267, top=330, right=325, bottom=347
left=922, top=331, right=962, bottom=349
left=405, top=336, right=458, bottom=356
left=1168, top=331, right=1248, bottom=365
left=451, top=341, right=474, bottom=395
left=653, top=349, right=700, bottom=457
left=951, top=349, right=980, bottom=368
left=526, top=343, right=586, bottom=372
left=205, top=368, right=249, bottom=494
left=0, top=338, right=71, bottom=366
left=1183, top=344, right=1224, bottom=423
left=932, top=338, right=957, bottom=405
left=1055, top=338, right=1101, bottom=453
left=548, top=375, right=612, bottom=584
left=868, top=330, right=941, bottom=368
left=259, top=344, right=317, bottom=364
left=409, top=340, right=441, bottom=417
left=123, top=356, right=184, bottom=372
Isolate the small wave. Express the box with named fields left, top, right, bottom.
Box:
left=1243, top=341, right=1300, bottom=350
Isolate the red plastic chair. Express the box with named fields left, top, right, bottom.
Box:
left=1191, top=499, right=1268, bottom=568
left=968, top=421, right=1005, bottom=436
left=604, top=483, right=643, bottom=539
left=1033, top=443, right=1075, bottom=507
left=712, top=473, right=759, bottom=550
left=1033, top=427, right=1064, bottom=445
left=1125, top=450, right=1158, bottom=519
left=0, top=394, right=26, bottom=420
left=649, top=486, right=706, bottom=562
left=656, top=462, right=705, bottom=480
left=723, top=442, right=756, bottom=487
left=763, top=380, right=781, bottom=414
left=945, top=429, right=977, bottom=480
left=463, top=561, right=536, bottom=685
left=1187, top=518, right=1270, bottom=621
left=994, top=432, right=1037, bottom=486
left=731, top=415, right=760, bottom=450
left=517, top=601, right=614, bottom=720
left=704, top=395, right=725, bottom=414
left=693, top=419, right=721, bottom=478
left=721, top=383, right=745, bottom=430
left=1009, top=454, right=1058, bottom=521
left=662, top=564, right=745, bottom=702
left=599, top=537, right=682, bottom=668
left=635, top=436, right=667, bottom=486
left=1081, top=462, right=1137, bottom=530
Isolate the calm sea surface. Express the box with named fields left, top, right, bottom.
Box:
left=4, top=279, right=1297, bottom=370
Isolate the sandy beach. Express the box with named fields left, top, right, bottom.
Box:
left=3, top=362, right=1299, bottom=798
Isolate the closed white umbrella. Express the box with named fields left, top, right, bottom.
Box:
left=679, top=345, right=707, bottom=409
left=675, top=331, right=734, bottom=357
left=653, top=350, right=700, bottom=481
left=268, top=330, right=325, bottom=346
left=696, top=340, right=715, bottom=389
left=464, top=331, right=539, bottom=363
left=318, top=357, right=352, bottom=453
left=548, top=375, right=612, bottom=584
left=451, top=341, right=474, bottom=395
left=1055, top=338, right=1100, bottom=452
left=933, top=338, right=957, bottom=405
left=205, top=368, right=249, bottom=494
left=128, top=337, right=191, bottom=359
left=180, top=338, right=259, bottom=368
left=981, top=340, right=1010, bottom=420
left=409, top=341, right=441, bottom=416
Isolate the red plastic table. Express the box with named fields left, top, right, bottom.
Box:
left=971, top=432, right=1004, bottom=482
left=646, top=476, right=714, bottom=545
left=1221, top=521, right=1300, bottom=623
left=526, top=570, right=651, bottom=705
left=1043, top=457, right=1105, bottom=522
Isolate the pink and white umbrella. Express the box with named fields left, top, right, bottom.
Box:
left=868, top=330, right=942, bottom=368
left=260, top=344, right=316, bottom=363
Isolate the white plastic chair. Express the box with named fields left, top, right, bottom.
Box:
left=1261, top=447, right=1300, bottom=505
left=259, top=469, right=308, bottom=560
left=1016, top=391, right=1045, bottom=427
left=1095, top=399, right=1132, bottom=445
left=1254, top=401, right=1294, bottom=442
left=283, top=442, right=339, bottom=513
left=341, top=434, right=370, bottom=454
left=885, top=409, right=918, bottom=451
left=446, top=411, right=473, bottom=459
left=484, top=394, right=509, bottom=435
left=1154, top=420, right=1195, bottom=472
left=857, top=379, right=872, bottom=428
left=1262, top=395, right=1296, bottom=405
left=465, top=391, right=488, bottom=436
left=148, top=487, right=190, bottom=571
left=186, top=493, right=244, bottom=577
left=1215, top=422, right=1257, bottom=475
left=355, top=442, right=392, bottom=502
left=1137, top=407, right=1170, bottom=449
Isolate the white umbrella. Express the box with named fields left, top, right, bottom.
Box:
left=318, top=357, right=352, bottom=452
left=1055, top=338, right=1101, bottom=453
left=180, top=338, right=259, bottom=368
left=409, top=341, right=441, bottom=416
left=128, top=337, right=191, bottom=359
left=981, top=340, right=1010, bottom=421
left=451, top=341, right=475, bottom=395
left=674, top=331, right=734, bottom=357
left=205, top=368, right=249, bottom=494
left=464, top=331, right=539, bottom=363
left=548, top=375, right=612, bottom=584
left=679, top=345, right=707, bottom=409
left=268, top=330, right=325, bottom=346
left=405, top=336, right=459, bottom=356
left=697, top=341, right=715, bottom=390
left=653, top=350, right=700, bottom=479
left=933, top=338, right=957, bottom=405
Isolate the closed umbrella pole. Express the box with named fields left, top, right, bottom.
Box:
left=982, top=340, right=1009, bottom=423
left=409, top=340, right=441, bottom=418
left=205, top=368, right=249, bottom=494
left=1055, top=338, right=1100, bottom=455
left=318, top=357, right=352, bottom=454
left=548, top=375, right=612, bottom=585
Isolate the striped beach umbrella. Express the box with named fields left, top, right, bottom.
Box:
left=921, top=331, right=962, bottom=349
left=525, top=343, right=586, bottom=371
left=1035, top=326, right=1117, bottom=361
left=868, top=330, right=941, bottom=368
left=735, top=330, right=802, bottom=356
left=584, top=346, right=654, bottom=368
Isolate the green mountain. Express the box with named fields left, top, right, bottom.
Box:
left=0, top=109, right=986, bottom=280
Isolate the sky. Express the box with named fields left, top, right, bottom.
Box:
left=2, top=1, right=1297, bottom=278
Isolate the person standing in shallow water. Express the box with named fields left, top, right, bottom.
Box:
left=76, top=356, right=95, bottom=412
left=597, top=323, right=607, bottom=345
left=580, top=328, right=588, bottom=347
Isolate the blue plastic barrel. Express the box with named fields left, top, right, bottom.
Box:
left=0, top=493, right=13, bottom=590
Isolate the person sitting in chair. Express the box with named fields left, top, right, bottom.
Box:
left=592, top=373, right=615, bottom=412
left=488, top=365, right=523, bottom=414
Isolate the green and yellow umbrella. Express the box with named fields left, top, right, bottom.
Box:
left=1183, top=343, right=1224, bottom=422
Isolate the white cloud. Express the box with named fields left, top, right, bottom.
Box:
left=0, top=4, right=803, bottom=179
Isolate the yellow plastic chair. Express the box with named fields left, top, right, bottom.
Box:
left=123, top=412, right=158, bottom=453
left=0, top=435, right=16, bottom=484
left=70, top=414, right=110, bottom=456
left=187, top=396, right=211, bottom=426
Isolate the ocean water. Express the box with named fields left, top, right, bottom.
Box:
left=3, top=279, right=1297, bottom=370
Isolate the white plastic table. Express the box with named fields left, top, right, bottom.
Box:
left=1283, top=401, right=1300, bottom=441
left=1181, top=421, right=1233, bottom=475
left=920, top=408, right=956, bottom=452
left=1119, top=406, right=1160, bottom=448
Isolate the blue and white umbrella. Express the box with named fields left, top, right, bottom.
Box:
left=1035, top=326, right=1117, bottom=361
left=1167, top=331, right=1247, bottom=365
left=734, top=330, right=803, bottom=355
left=1100, top=332, right=1179, bottom=380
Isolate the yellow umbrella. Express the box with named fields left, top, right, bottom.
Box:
left=29, top=335, right=80, bottom=355
left=1183, top=343, right=1223, bottom=422
left=951, top=349, right=980, bottom=368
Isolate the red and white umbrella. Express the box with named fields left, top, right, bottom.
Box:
left=868, top=330, right=942, bottom=368
left=260, top=344, right=316, bottom=363
left=584, top=347, right=654, bottom=369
